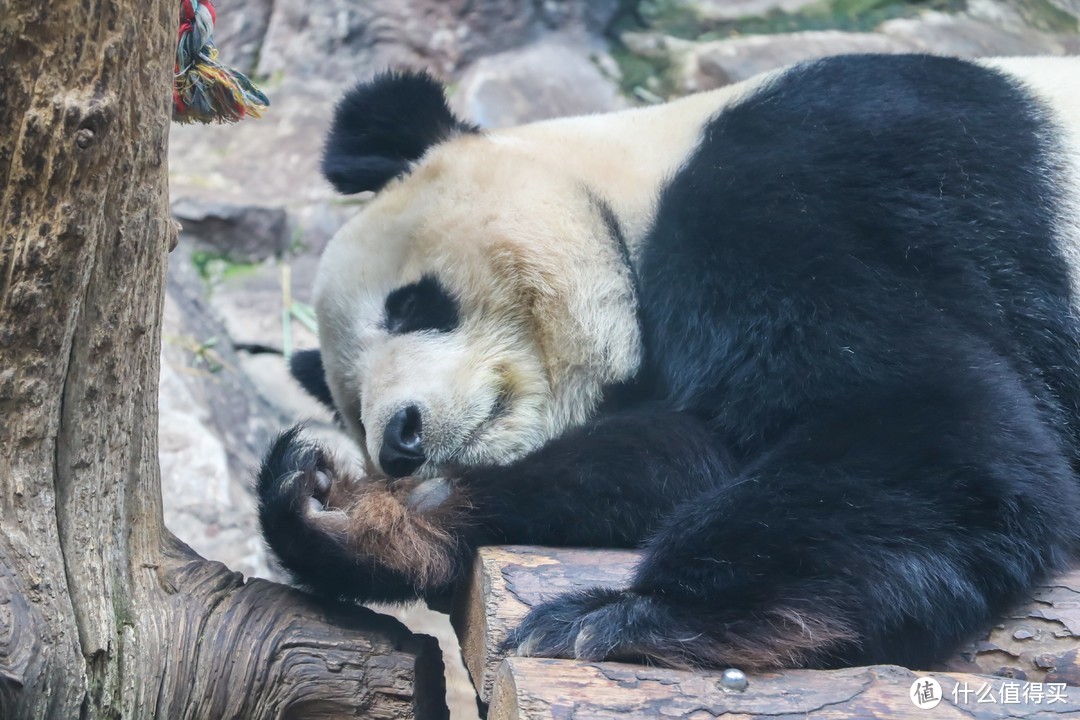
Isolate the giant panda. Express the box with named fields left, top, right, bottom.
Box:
left=258, top=53, right=1080, bottom=671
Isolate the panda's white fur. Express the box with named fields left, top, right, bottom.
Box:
left=260, top=55, right=1080, bottom=671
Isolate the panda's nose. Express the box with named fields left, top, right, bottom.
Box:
left=380, top=405, right=425, bottom=477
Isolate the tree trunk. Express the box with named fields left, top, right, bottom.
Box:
left=0, top=2, right=447, bottom=718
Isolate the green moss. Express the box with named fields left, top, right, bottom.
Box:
left=610, top=39, right=676, bottom=99
left=288, top=222, right=308, bottom=254
left=614, top=0, right=968, bottom=41
left=252, top=67, right=287, bottom=90
left=190, top=250, right=260, bottom=283
left=326, top=195, right=372, bottom=207
left=640, top=0, right=709, bottom=37
left=163, top=333, right=227, bottom=373
left=1012, top=0, right=1078, bottom=33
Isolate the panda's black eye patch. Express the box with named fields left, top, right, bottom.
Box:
left=383, top=275, right=459, bottom=334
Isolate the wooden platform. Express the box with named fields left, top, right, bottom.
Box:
left=450, top=546, right=1080, bottom=718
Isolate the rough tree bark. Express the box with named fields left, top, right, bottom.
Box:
left=0, top=2, right=447, bottom=718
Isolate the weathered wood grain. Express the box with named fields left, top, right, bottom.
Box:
left=943, top=567, right=1080, bottom=685
left=451, top=546, right=1080, bottom=707
left=451, top=546, right=638, bottom=704
left=490, top=658, right=1080, bottom=719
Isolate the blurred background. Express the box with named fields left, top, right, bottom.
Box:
left=160, top=1, right=1080, bottom=717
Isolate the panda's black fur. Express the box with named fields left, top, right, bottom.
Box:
left=259, top=54, right=1080, bottom=670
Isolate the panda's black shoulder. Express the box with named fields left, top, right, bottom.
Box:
left=638, top=51, right=1060, bottom=303
left=718, top=53, right=1042, bottom=133
left=675, top=53, right=1052, bottom=192
left=650, top=52, right=1059, bottom=254
left=631, top=52, right=1075, bottom=434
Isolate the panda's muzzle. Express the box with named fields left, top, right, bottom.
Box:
left=380, top=405, right=426, bottom=477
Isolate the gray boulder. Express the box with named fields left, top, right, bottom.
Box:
left=172, top=198, right=290, bottom=263
left=623, top=10, right=1074, bottom=96
left=160, top=244, right=288, bottom=580
left=453, top=35, right=624, bottom=128
left=256, top=0, right=621, bottom=83
left=210, top=0, right=274, bottom=75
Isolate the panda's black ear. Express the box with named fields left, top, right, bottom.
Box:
left=289, top=349, right=335, bottom=410
left=322, top=70, right=478, bottom=194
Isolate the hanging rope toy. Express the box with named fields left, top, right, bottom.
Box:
left=174, top=0, right=270, bottom=124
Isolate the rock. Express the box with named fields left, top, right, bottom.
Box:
left=624, top=11, right=1074, bottom=96
left=239, top=352, right=332, bottom=420
left=206, top=252, right=320, bottom=349
left=210, top=0, right=273, bottom=76
left=966, top=0, right=1043, bottom=35
left=170, top=1, right=625, bottom=213
left=289, top=200, right=361, bottom=256
left=172, top=198, right=290, bottom=263
left=968, top=0, right=1079, bottom=33
left=453, top=34, right=624, bottom=127
left=164, top=245, right=287, bottom=479
left=158, top=357, right=275, bottom=581
left=169, top=83, right=336, bottom=208
left=880, top=11, right=1074, bottom=56
left=693, top=31, right=914, bottom=89
left=621, top=30, right=914, bottom=95
left=256, top=0, right=620, bottom=84
left=680, top=0, right=820, bottom=22
left=1051, top=0, right=1080, bottom=20
left=540, top=0, right=620, bottom=33
left=160, top=246, right=288, bottom=581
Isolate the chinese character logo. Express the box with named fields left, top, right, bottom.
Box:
left=911, top=677, right=943, bottom=709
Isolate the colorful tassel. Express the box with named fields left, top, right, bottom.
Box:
left=173, top=0, right=270, bottom=124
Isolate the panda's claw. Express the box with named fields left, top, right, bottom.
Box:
left=406, top=477, right=453, bottom=512
left=313, top=469, right=332, bottom=501
left=258, top=426, right=352, bottom=554
left=510, top=631, right=538, bottom=658
left=572, top=625, right=600, bottom=661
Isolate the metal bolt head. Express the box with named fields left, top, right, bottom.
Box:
left=720, top=668, right=748, bottom=692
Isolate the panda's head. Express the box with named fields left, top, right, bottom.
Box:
left=296, top=71, right=641, bottom=479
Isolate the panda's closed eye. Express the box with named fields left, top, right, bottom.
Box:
left=383, top=275, right=459, bottom=334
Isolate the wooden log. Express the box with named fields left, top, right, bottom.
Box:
left=490, top=658, right=1080, bottom=719
left=450, top=546, right=638, bottom=704
left=451, top=546, right=1080, bottom=706
left=942, top=567, right=1080, bottom=685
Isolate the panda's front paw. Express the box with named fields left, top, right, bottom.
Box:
left=256, top=426, right=354, bottom=563
left=257, top=426, right=474, bottom=601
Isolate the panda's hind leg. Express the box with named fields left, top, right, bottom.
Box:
left=512, top=361, right=1080, bottom=669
